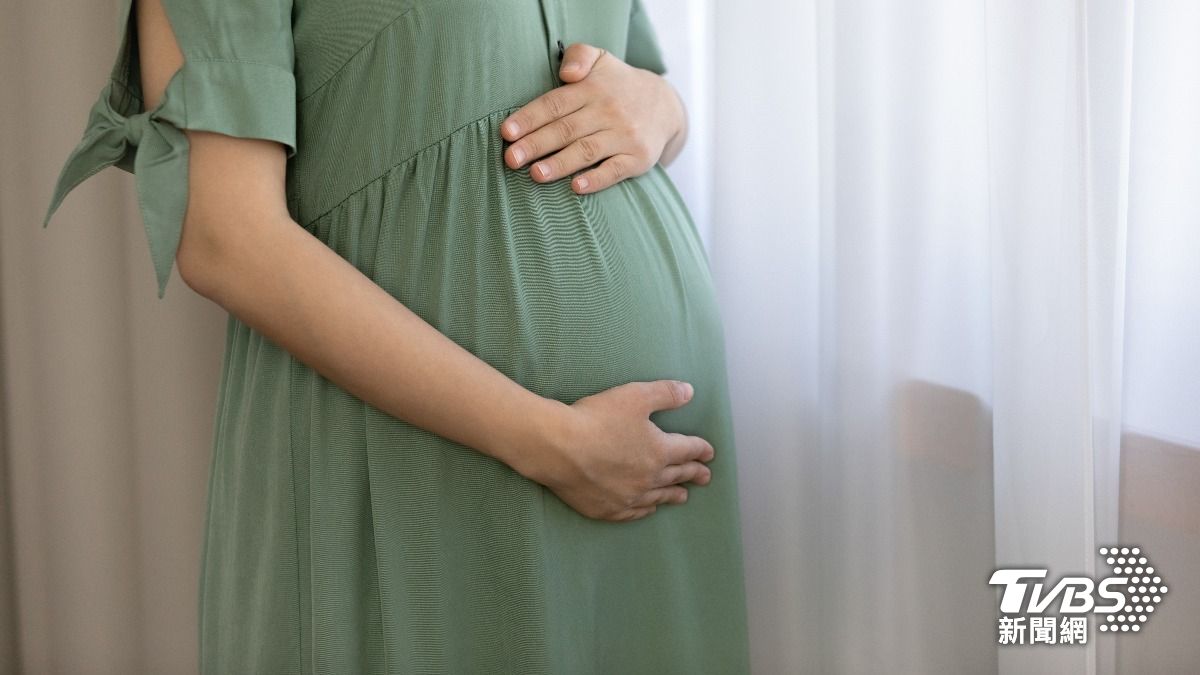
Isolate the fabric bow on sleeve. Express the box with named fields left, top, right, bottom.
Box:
left=43, top=74, right=190, bottom=299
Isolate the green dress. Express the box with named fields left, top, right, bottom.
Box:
left=43, top=0, right=751, bottom=672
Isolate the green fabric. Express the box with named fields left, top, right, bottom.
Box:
left=627, top=0, right=670, bottom=75
left=42, top=0, right=296, bottom=299
left=43, top=1, right=750, bottom=673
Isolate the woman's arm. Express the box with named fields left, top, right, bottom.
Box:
left=138, top=0, right=714, bottom=521
left=177, top=156, right=571, bottom=473
left=136, top=0, right=559, bottom=471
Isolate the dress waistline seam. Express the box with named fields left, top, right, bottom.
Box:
left=298, top=103, right=524, bottom=230
left=297, top=6, right=420, bottom=103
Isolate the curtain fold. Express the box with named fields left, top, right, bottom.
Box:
left=4, top=1, right=1197, bottom=673
left=709, top=0, right=1194, bottom=673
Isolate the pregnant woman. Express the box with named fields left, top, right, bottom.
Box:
left=43, top=0, right=751, bottom=672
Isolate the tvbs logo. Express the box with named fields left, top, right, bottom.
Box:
left=989, top=546, right=1168, bottom=638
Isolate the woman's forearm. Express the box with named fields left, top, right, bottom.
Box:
left=177, top=210, right=570, bottom=478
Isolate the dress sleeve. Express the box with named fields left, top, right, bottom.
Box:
left=625, top=0, right=669, bottom=76
left=42, top=0, right=298, bottom=299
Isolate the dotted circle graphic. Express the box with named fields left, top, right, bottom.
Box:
left=1097, top=546, right=1166, bottom=632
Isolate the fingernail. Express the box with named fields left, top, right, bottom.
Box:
left=683, top=382, right=694, bottom=399
left=503, top=120, right=519, bottom=136
left=576, top=176, right=589, bottom=191
left=535, top=162, right=551, bottom=179
left=562, top=61, right=579, bottom=74
left=511, top=147, right=525, bottom=165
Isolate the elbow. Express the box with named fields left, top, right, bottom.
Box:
left=175, top=207, right=295, bottom=300
left=172, top=130, right=294, bottom=296
left=174, top=211, right=243, bottom=299
left=175, top=225, right=223, bottom=299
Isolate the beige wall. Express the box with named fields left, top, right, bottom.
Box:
left=2, top=1, right=228, bottom=672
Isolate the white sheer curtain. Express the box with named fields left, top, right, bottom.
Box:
left=647, top=0, right=1200, bottom=673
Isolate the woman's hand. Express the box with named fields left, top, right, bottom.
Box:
left=514, top=380, right=715, bottom=522
left=500, top=42, right=687, bottom=195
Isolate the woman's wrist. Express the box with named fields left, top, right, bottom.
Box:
left=658, top=79, right=688, bottom=166
left=494, top=392, right=577, bottom=486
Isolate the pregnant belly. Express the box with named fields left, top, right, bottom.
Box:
left=288, top=114, right=744, bottom=675
left=307, top=109, right=728, bottom=407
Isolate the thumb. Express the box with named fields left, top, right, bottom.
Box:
left=640, top=380, right=695, bottom=414
left=559, top=42, right=607, bottom=83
